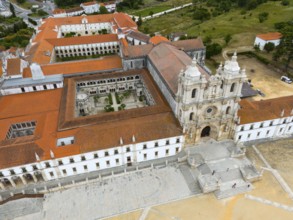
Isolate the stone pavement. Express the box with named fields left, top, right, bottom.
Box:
left=0, top=139, right=261, bottom=219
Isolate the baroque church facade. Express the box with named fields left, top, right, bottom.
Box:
left=176, top=53, right=247, bottom=143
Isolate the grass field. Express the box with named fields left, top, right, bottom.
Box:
left=11, top=0, right=33, bottom=10
left=140, top=0, right=293, bottom=46
left=132, top=5, right=173, bottom=17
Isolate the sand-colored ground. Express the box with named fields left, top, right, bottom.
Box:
left=106, top=139, right=293, bottom=220
left=214, top=55, right=293, bottom=101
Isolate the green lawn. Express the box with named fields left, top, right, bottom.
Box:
left=11, top=0, right=33, bottom=10
left=140, top=1, right=293, bottom=46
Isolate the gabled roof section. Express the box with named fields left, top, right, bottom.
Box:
left=238, top=96, right=293, bottom=124
left=122, top=44, right=153, bottom=58
left=171, top=38, right=205, bottom=51
left=256, top=32, right=282, bottom=41
left=46, top=34, right=118, bottom=47
left=148, top=43, right=208, bottom=96
left=23, top=55, right=122, bottom=77
left=149, top=36, right=169, bottom=45
left=127, top=31, right=150, bottom=43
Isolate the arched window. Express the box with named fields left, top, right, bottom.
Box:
left=230, top=83, right=236, bottom=92
left=189, top=112, right=194, bottom=121
left=226, top=106, right=231, bottom=114
left=191, top=89, right=197, bottom=98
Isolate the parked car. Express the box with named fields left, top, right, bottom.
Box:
left=281, top=76, right=292, bottom=84
left=256, top=89, right=265, bottom=97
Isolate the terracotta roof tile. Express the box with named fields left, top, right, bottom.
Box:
left=6, top=58, right=21, bottom=76
left=23, top=55, right=122, bottom=78
left=171, top=37, right=205, bottom=51
left=149, top=36, right=169, bottom=45
left=238, top=96, right=293, bottom=124
left=256, top=32, right=282, bottom=41
left=81, top=1, right=97, bottom=6
left=46, top=34, right=118, bottom=47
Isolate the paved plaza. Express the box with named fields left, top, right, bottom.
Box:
left=0, top=139, right=262, bottom=220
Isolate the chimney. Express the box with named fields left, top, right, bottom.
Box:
left=120, top=137, right=123, bottom=145
left=132, top=135, right=136, bottom=142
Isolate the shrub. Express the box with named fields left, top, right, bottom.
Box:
left=108, top=94, right=113, bottom=105
left=264, top=42, right=275, bottom=53
left=281, top=0, right=290, bottom=6
left=258, top=12, right=269, bottom=23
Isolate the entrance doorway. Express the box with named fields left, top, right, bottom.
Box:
left=201, top=126, right=211, bottom=137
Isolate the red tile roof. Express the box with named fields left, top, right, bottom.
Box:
left=149, top=36, right=169, bottom=45
left=238, top=96, right=293, bottom=124
left=6, top=58, right=21, bottom=76
left=47, top=34, right=118, bottom=47
left=256, top=32, right=282, bottom=41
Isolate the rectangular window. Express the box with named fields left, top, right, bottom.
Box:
left=240, top=126, right=244, bottom=131
left=238, top=135, right=242, bottom=140
left=0, top=172, right=3, bottom=177
left=257, top=132, right=260, bottom=137
left=45, top=162, right=50, bottom=168
left=248, top=134, right=251, bottom=139
left=104, top=151, right=109, bottom=157
left=81, top=156, right=86, bottom=161
left=115, top=159, right=119, bottom=164
left=94, top=153, right=98, bottom=158
left=72, top=167, right=77, bottom=173
left=114, top=149, right=119, bottom=155
left=250, top=125, right=254, bottom=130
left=49, top=172, right=54, bottom=177
left=266, top=130, right=270, bottom=136
left=126, top=147, right=131, bottom=152
left=96, top=163, right=100, bottom=168
left=166, top=140, right=170, bottom=145
left=143, top=144, right=147, bottom=149
left=176, top=147, right=180, bottom=153
left=62, top=170, right=67, bottom=175
left=32, top=165, right=37, bottom=170
left=289, top=126, right=292, bottom=131
left=176, top=138, right=180, bottom=143
left=260, top=123, right=264, bottom=128
left=270, top=121, right=273, bottom=126
left=155, top=142, right=158, bottom=147
left=70, top=158, right=74, bottom=163
left=166, top=149, right=169, bottom=155
left=280, top=128, right=284, bottom=133
left=106, top=161, right=110, bottom=166
left=10, top=170, right=15, bottom=175
left=58, top=160, right=63, bottom=165
left=155, top=151, right=158, bottom=157
left=144, top=153, right=147, bottom=160
left=21, top=167, right=27, bottom=173
left=84, top=165, right=88, bottom=171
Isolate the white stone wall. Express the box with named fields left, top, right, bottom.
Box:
left=254, top=37, right=280, bottom=50
left=55, top=42, right=119, bottom=58
left=0, top=135, right=184, bottom=185
left=0, top=82, right=63, bottom=96
left=235, top=116, right=293, bottom=142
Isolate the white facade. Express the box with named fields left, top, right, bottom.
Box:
left=235, top=116, right=293, bottom=142
left=81, top=3, right=100, bottom=14
left=254, top=37, right=280, bottom=50
left=0, top=135, right=183, bottom=189
left=55, top=41, right=119, bottom=59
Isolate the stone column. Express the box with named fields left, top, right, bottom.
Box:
left=20, top=175, right=27, bottom=185
left=32, top=173, right=38, bottom=183
left=0, top=181, right=5, bottom=190
left=9, top=178, right=16, bottom=187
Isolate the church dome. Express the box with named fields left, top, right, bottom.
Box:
left=185, top=57, right=201, bottom=78
left=224, top=52, right=240, bottom=74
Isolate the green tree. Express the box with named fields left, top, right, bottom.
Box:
left=136, top=15, right=142, bottom=27
left=281, top=0, right=290, bottom=6
left=99, top=6, right=108, bottom=14
left=264, top=42, right=275, bottom=53
left=17, top=0, right=25, bottom=4
left=9, top=3, right=16, bottom=17
left=224, top=34, right=232, bottom=45
left=273, top=23, right=293, bottom=71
